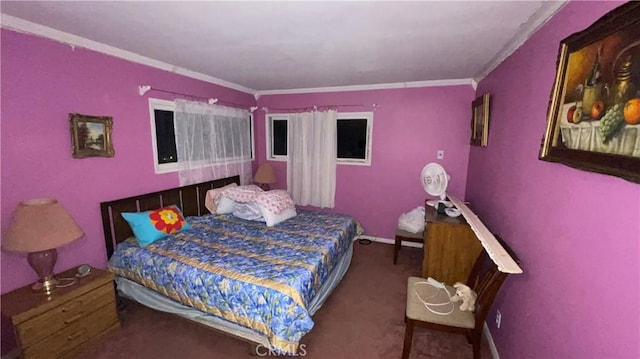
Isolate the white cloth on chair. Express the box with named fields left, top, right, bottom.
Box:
left=398, top=206, right=425, bottom=233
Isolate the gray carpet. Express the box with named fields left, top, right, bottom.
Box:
left=77, top=242, right=492, bottom=359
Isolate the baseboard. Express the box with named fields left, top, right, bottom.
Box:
left=359, top=235, right=423, bottom=248
left=483, top=322, right=500, bottom=359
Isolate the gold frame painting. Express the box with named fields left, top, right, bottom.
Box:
left=539, top=2, right=640, bottom=183
left=70, top=113, right=114, bottom=158
left=471, top=93, right=490, bottom=147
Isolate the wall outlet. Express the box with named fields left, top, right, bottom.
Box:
left=437, top=150, right=444, bottom=159
left=496, top=310, right=502, bottom=329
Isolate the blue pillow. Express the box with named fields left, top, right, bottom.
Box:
left=121, top=205, right=192, bottom=246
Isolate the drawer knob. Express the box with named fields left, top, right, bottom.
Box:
left=62, top=300, right=83, bottom=313
left=64, top=313, right=84, bottom=324
left=67, top=328, right=86, bottom=341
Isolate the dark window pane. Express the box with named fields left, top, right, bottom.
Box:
left=337, top=119, right=367, bottom=159
left=273, top=119, right=287, bottom=156
left=154, top=109, right=177, bottom=164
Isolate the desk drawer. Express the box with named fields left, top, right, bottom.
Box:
left=22, top=301, right=118, bottom=359
left=17, top=282, right=115, bottom=347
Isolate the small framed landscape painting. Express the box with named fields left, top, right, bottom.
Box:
left=69, top=113, right=114, bottom=158
left=539, top=2, right=640, bottom=183
left=471, top=93, right=490, bottom=147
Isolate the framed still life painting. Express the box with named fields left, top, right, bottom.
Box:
left=69, top=113, right=114, bottom=158
left=539, top=2, right=640, bottom=183
left=471, top=93, right=490, bottom=147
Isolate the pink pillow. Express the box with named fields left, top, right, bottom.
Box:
left=219, top=185, right=263, bottom=203
left=205, top=183, right=238, bottom=214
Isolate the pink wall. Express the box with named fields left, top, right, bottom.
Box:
left=0, top=30, right=256, bottom=294
left=256, top=86, right=475, bottom=239
left=466, top=1, right=640, bottom=358
left=7, top=4, right=637, bottom=355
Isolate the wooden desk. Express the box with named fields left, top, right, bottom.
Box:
left=422, top=203, right=483, bottom=284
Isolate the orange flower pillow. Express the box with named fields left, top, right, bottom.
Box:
left=121, top=205, right=192, bottom=246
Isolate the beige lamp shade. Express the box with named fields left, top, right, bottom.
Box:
left=3, top=199, right=84, bottom=253
left=254, top=163, right=276, bottom=185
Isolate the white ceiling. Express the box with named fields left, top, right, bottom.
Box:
left=0, top=1, right=566, bottom=94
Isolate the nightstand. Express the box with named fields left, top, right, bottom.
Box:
left=1, top=266, right=120, bottom=359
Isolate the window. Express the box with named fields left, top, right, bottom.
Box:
left=336, top=113, right=372, bottom=165
left=266, top=115, right=289, bottom=160
left=265, top=112, right=373, bottom=165
left=149, top=98, right=254, bottom=174
left=154, top=108, right=177, bottom=164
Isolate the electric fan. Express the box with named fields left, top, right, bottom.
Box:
left=421, top=163, right=456, bottom=214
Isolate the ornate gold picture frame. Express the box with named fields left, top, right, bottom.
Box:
left=471, top=93, right=490, bottom=147
left=539, top=2, right=640, bottom=183
left=69, top=113, right=114, bottom=158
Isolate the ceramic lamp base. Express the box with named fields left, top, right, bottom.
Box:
left=27, top=249, right=58, bottom=295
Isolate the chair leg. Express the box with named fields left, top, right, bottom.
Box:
left=402, top=317, right=414, bottom=359
left=393, top=236, right=401, bottom=264
left=466, top=330, right=473, bottom=344
left=471, top=328, right=483, bottom=359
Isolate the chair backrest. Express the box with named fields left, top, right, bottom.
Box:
left=465, top=236, right=520, bottom=328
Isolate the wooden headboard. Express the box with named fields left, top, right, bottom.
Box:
left=100, top=175, right=240, bottom=258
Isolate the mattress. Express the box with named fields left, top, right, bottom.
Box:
left=108, top=209, right=361, bottom=353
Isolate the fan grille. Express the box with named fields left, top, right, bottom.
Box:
left=421, top=163, right=448, bottom=198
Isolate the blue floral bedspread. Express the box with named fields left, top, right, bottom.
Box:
left=108, top=209, right=361, bottom=353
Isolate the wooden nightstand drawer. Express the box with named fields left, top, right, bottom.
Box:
left=17, top=282, right=115, bottom=347
left=22, top=302, right=118, bottom=359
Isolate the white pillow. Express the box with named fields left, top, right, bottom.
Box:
left=216, top=196, right=236, bottom=214
left=259, top=206, right=297, bottom=227
left=232, top=202, right=263, bottom=221
left=204, top=183, right=238, bottom=214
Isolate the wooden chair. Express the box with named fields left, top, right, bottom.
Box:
left=402, top=239, right=519, bottom=359
left=393, top=229, right=424, bottom=264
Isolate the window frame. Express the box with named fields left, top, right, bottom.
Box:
left=265, top=111, right=373, bottom=166
left=336, top=112, right=373, bottom=166
left=265, top=113, right=290, bottom=162
left=149, top=98, right=178, bottom=174
left=149, top=98, right=255, bottom=174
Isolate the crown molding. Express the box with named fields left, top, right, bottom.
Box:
left=257, top=78, right=475, bottom=96
left=2, top=13, right=471, bottom=97
left=474, top=1, right=568, bottom=82
left=0, top=14, right=257, bottom=95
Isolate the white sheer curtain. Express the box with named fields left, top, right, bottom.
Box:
left=175, top=99, right=252, bottom=186
left=287, top=110, right=337, bottom=208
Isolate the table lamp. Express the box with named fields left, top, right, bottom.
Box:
left=3, top=199, right=84, bottom=294
left=254, top=163, right=276, bottom=190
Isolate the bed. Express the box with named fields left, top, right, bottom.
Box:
left=100, top=175, right=361, bottom=354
